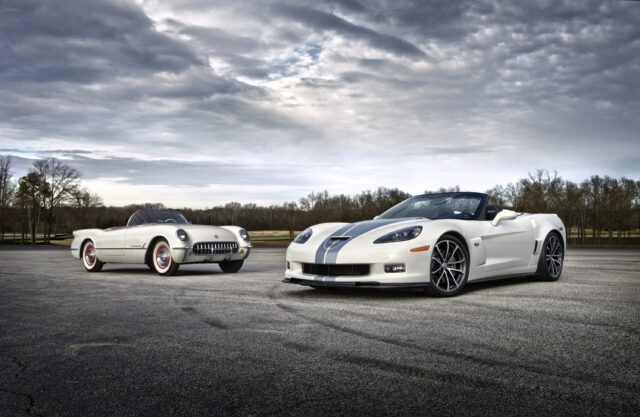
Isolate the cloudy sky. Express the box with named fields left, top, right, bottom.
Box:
left=1, top=0, right=638, bottom=208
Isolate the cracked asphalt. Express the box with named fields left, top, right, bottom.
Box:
left=0, top=247, right=639, bottom=416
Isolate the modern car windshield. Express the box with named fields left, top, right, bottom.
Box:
left=127, top=210, right=189, bottom=226
left=378, top=194, right=483, bottom=220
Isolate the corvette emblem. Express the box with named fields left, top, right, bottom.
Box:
left=215, top=234, right=219, bottom=239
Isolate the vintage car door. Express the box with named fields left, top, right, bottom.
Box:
left=122, top=225, right=150, bottom=263
left=98, top=227, right=126, bottom=258
left=481, top=216, right=535, bottom=273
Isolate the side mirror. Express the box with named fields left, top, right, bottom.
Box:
left=491, top=209, right=517, bottom=226
left=373, top=215, right=380, bottom=220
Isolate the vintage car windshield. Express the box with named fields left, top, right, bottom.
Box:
left=127, top=210, right=189, bottom=226
left=378, top=194, right=483, bottom=220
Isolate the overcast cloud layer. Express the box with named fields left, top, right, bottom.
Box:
left=1, top=0, right=638, bottom=207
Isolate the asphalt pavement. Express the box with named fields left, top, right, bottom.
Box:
left=0, top=247, right=638, bottom=416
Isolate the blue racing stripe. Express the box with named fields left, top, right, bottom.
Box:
left=313, top=218, right=414, bottom=264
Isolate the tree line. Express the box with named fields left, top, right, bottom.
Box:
left=0, top=155, right=638, bottom=245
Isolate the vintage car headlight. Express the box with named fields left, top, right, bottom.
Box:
left=176, top=229, right=189, bottom=242
left=374, top=226, right=422, bottom=244
left=239, top=229, right=250, bottom=242
left=294, top=228, right=313, bottom=244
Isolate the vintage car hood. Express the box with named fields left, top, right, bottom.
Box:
left=178, top=224, right=237, bottom=242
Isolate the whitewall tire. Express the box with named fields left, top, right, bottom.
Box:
left=82, top=240, right=104, bottom=272
left=152, top=239, right=179, bottom=276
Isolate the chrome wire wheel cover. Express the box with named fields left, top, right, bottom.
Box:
left=155, top=245, right=171, bottom=270
left=84, top=244, right=96, bottom=266
left=545, top=235, right=563, bottom=278
left=431, top=239, right=466, bottom=293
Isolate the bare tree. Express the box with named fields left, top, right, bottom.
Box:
left=486, top=185, right=506, bottom=206
left=504, top=182, right=523, bottom=211
left=15, top=172, right=50, bottom=245
left=71, top=186, right=104, bottom=228
left=0, top=155, right=16, bottom=242
left=588, top=176, right=604, bottom=244
left=33, top=158, right=79, bottom=242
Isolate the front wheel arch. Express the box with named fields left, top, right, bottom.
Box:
left=145, top=236, right=169, bottom=268
left=439, top=230, right=470, bottom=257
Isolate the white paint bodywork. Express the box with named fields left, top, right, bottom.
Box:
left=71, top=223, right=251, bottom=266
left=285, top=212, right=566, bottom=287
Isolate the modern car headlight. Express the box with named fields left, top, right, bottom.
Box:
left=294, top=228, right=313, bottom=244
left=374, top=226, right=422, bottom=244
left=239, top=228, right=250, bottom=242
left=176, top=229, right=189, bottom=242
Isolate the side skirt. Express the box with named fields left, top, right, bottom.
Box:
left=468, top=272, right=533, bottom=284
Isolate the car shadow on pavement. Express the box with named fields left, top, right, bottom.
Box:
left=97, top=266, right=227, bottom=276
left=282, top=276, right=537, bottom=300
left=283, top=287, right=428, bottom=300
left=462, top=276, right=536, bottom=295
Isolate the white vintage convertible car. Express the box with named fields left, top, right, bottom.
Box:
left=283, top=192, right=566, bottom=296
left=71, top=209, right=251, bottom=275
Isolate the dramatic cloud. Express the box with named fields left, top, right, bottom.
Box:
left=1, top=0, right=638, bottom=207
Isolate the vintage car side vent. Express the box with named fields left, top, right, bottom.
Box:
left=192, top=241, right=239, bottom=255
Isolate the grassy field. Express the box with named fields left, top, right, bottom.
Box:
left=2, top=229, right=639, bottom=247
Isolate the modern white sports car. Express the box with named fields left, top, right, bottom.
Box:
left=283, top=192, right=566, bottom=296
left=70, top=209, right=251, bottom=275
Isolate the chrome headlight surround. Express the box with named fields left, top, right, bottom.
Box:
left=294, top=228, right=313, bottom=244
left=374, top=226, right=422, bottom=244
left=176, top=229, right=189, bottom=242
left=239, top=228, right=250, bottom=242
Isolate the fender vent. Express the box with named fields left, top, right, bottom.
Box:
left=533, top=240, right=539, bottom=255
left=193, top=241, right=238, bottom=255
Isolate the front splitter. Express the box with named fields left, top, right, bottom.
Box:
left=282, top=277, right=429, bottom=289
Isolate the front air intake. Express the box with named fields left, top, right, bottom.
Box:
left=302, top=263, right=370, bottom=276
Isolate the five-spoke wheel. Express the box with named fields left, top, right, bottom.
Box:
left=537, top=232, right=563, bottom=281
left=428, top=234, right=469, bottom=296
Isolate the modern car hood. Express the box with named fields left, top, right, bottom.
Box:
left=312, top=217, right=427, bottom=264
left=325, top=217, right=425, bottom=238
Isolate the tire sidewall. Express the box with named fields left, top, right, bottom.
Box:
left=538, top=232, right=563, bottom=281
left=152, top=240, right=177, bottom=275
left=82, top=241, right=99, bottom=271
left=428, top=234, right=470, bottom=297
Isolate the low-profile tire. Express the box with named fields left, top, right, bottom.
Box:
left=219, top=260, right=244, bottom=273
left=535, top=232, right=564, bottom=281
left=152, top=239, right=179, bottom=276
left=82, top=240, right=104, bottom=272
left=427, top=234, right=469, bottom=297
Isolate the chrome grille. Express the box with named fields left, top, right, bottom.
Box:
left=192, top=241, right=239, bottom=255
